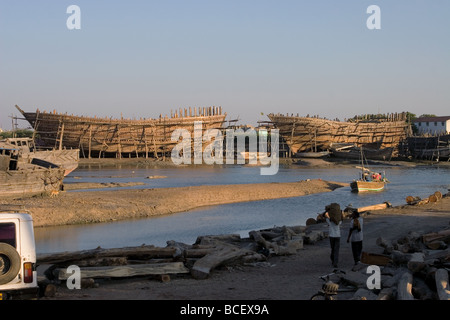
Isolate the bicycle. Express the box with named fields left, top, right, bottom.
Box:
left=310, top=269, right=357, bottom=300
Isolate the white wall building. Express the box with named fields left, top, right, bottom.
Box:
left=414, top=116, right=450, bottom=135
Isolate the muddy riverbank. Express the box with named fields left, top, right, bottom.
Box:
left=0, top=179, right=347, bottom=227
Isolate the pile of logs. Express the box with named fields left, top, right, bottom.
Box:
left=336, top=227, right=450, bottom=300
left=406, top=191, right=443, bottom=206
left=37, top=224, right=318, bottom=296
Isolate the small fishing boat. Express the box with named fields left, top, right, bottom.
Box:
left=350, top=179, right=386, bottom=193
left=295, top=150, right=330, bottom=158
left=330, top=143, right=393, bottom=161
left=350, top=148, right=387, bottom=193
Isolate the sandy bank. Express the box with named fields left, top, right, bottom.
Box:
left=0, top=179, right=347, bottom=227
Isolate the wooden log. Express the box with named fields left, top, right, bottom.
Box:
left=412, top=277, right=436, bottom=300
left=377, top=287, right=396, bottom=300
left=425, top=240, right=447, bottom=250
left=391, top=250, right=412, bottom=265
left=37, top=245, right=177, bottom=265
left=435, top=269, right=450, bottom=300
left=74, top=257, right=128, bottom=267
left=422, top=229, right=450, bottom=246
left=424, top=248, right=450, bottom=264
left=56, top=262, right=189, bottom=280
left=407, top=252, right=426, bottom=273
left=406, top=196, right=421, bottom=204
left=303, top=230, right=325, bottom=245
left=190, top=245, right=254, bottom=280
left=195, top=234, right=241, bottom=245
left=355, top=202, right=391, bottom=213
left=397, top=271, right=414, bottom=300
left=417, top=198, right=430, bottom=205
left=376, top=237, right=394, bottom=254
left=361, top=251, right=392, bottom=266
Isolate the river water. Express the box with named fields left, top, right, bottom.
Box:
left=34, top=162, right=450, bottom=254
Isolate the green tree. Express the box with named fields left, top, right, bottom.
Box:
left=418, top=114, right=437, bottom=118
left=0, top=129, right=34, bottom=139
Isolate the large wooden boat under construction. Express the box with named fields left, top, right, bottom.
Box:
left=15, top=105, right=227, bottom=159
left=267, top=113, right=409, bottom=155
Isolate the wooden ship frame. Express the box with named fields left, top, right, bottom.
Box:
left=267, top=113, right=410, bottom=156
left=15, top=105, right=227, bottom=159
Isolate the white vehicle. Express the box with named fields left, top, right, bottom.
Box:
left=0, top=207, right=39, bottom=300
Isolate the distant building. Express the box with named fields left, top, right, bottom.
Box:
left=414, top=116, right=450, bottom=135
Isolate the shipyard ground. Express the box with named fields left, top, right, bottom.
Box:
left=40, top=197, right=450, bottom=302
left=1, top=157, right=449, bottom=305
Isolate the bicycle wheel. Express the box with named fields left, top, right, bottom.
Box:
left=310, top=293, right=327, bottom=300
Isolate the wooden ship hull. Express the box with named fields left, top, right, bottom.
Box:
left=350, top=180, right=385, bottom=193
left=15, top=105, right=227, bottom=159
left=20, top=149, right=79, bottom=176
left=0, top=167, right=65, bottom=197
left=0, top=152, right=65, bottom=197
left=294, top=151, right=330, bottom=158
left=267, top=113, right=409, bottom=155
left=400, top=135, right=450, bottom=161
left=3, top=137, right=79, bottom=176
left=329, top=143, right=394, bottom=161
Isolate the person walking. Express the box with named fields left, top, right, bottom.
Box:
left=347, top=211, right=363, bottom=271
left=323, top=203, right=343, bottom=270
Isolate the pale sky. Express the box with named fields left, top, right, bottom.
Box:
left=1, top=0, right=449, bottom=129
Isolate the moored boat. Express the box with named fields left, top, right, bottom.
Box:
left=295, top=151, right=330, bottom=158
left=350, top=180, right=385, bottom=193
left=350, top=147, right=387, bottom=193
left=0, top=145, right=65, bottom=197
left=330, top=143, right=394, bottom=161
left=2, top=137, right=79, bottom=176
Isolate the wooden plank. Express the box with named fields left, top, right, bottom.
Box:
left=56, top=262, right=189, bottom=280
left=423, top=229, right=450, bottom=245
left=190, top=246, right=254, bottom=280
left=37, top=245, right=177, bottom=265
left=361, top=251, right=392, bottom=266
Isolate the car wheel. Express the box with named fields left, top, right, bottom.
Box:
left=0, top=243, right=21, bottom=285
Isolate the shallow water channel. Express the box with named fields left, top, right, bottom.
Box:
left=34, top=163, right=450, bottom=253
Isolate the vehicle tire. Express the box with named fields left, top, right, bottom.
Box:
left=0, top=243, right=21, bottom=285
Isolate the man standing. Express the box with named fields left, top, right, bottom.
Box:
left=323, top=203, right=343, bottom=270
